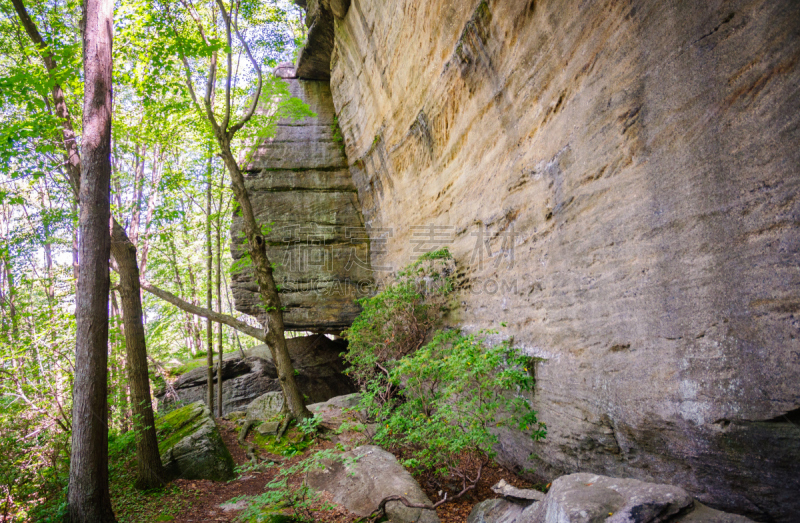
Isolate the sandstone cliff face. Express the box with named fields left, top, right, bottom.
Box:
left=231, top=68, right=372, bottom=331
left=318, top=0, right=800, bottom=520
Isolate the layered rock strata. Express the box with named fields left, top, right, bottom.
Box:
left=290, top=0, right=800, bottom=520
left=230, top=65, right=373, bottom=331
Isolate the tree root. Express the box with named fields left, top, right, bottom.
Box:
left=276, top=412, right=294, bottom=440
left=360, top=460, right=485, bottom=522
left=238, top=419, right=255, bottom=444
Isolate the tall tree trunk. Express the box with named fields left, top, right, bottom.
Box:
left=205, top=154, right=214, bottom=413
left=216, top=179, right=223, bottom=417
left=176, top=0, right=309, bottom=422
left=68, top=0, right=117, bottom=519
left=110, top=221, right=168, bottom=489
left=110, top=289, right=130, bottom=433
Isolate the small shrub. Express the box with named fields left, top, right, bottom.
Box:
left=344, top=247, right=455, bottom=393
left=369, top=329, right=545, bottom=485
left=344, top=249, right=546, bottom=502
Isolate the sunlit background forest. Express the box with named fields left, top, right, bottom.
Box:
left=0, top=0, right=306, bottom=518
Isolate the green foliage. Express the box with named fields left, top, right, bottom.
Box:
left=370, top=329, right=545, bottom=480
left=233, top=449, right=348, bottom=523
left=297, top=414, right=322, bottom=437
left=345, top=248, right=545, bottom=489
left=343, top=247, right=455, bottom=390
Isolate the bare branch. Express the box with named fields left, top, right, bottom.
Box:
left=214, top=0, right=233, bottom=131
left=140, top=279, right=265, bottom=342
left=226, top=0, right=262, bottom=137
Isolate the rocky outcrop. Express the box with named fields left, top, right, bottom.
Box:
left=157, top=402, right=235, bottom=481
left=230, top=64, right=373, bottom=332
left=157, top=335, right=355, bottom=414
left=306, top=445, right=439, bottom=523
left=469, top=474, right=755, bottom=523
left=286, top=0, right=800, bottom=520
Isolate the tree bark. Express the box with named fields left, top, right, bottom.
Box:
left=205, top=155, right=214, bottom=413
left=68, top=0, right=117, bottom=519
left=216, top=185, right=223, bottom=418
left=174, top=0, right=310, bottom=421
left=140, top=281, right=265, bottom=342
left=110, top=221, right=168, bottom=489
left=220, top=147, right=310, bottom=420
left=13, top=0, right=164, bottom=502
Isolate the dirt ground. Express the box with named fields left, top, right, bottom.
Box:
left=164, top=419, right=540, bottom=523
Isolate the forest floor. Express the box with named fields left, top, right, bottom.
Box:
left=111, top=419, right=540, bottom=523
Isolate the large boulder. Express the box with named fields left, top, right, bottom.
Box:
left=157, top=401, right=235, bottom=481
left=467, top=473, right=756, bottom=523
left=529, top=473, right=691, bottom=523
left=156, top=335, right=356, bottom=415
left=306, top=445, right=439, bottom=523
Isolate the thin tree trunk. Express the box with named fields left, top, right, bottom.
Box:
left=109, top=290, right=119, bottom=431
left=166, top=234, right=198, bottom=355
left=205, top=154, right=214, bottom=413
left=68, top=0, right=117, bottom=518
left=175, top=0, right=309, bottom=421
left=110, top=221, right=168, bottom=489
left=110, top=289, right=130, bottom=433
left=219, top=148, right=310, bottom=421
left=216, top=178, right=223, bottom=417
left=138, top=147, right=162, bottom=276
left=223, top=272, right=247, bottom=359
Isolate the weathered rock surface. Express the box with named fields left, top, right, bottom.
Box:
left=530, top=473, right=692, bottom=523
left=306, top=445, right=439, bottom=523
left=246, top=391, right=284, bottom=422
left=231, top=65, right=372, bottom=331
left=157, top=402, right=235, bottom=481
left=467, top=499, right=526, bottom=523
left=157, top=335, right=356, bottom=414
left=307, top=392, right=362, bottom=429
left=469, top=474, right=755, bottom=523
left=491, top=479, right=544, bottom=506
left=316, top=0, right=800, bottom=519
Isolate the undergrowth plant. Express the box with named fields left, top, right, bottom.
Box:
left=344, top=248, right=546, bottom=506
left=372, top=330, right=545, bottom=487
left=344, top=248, right=455, bottom=395
left=232, top=448, right=352, bottom=523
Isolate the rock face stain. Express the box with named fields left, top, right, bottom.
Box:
left=312, top=0, right=800, bottom=520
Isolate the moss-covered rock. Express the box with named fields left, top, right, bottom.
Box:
left=157, top=402, right=235, bottom=481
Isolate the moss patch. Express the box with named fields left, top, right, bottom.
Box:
left=252, top=427, right=314, bottom=458
left=156, top=403, right=207, bottom=454
left=172, top=358, right=207, bottom=376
